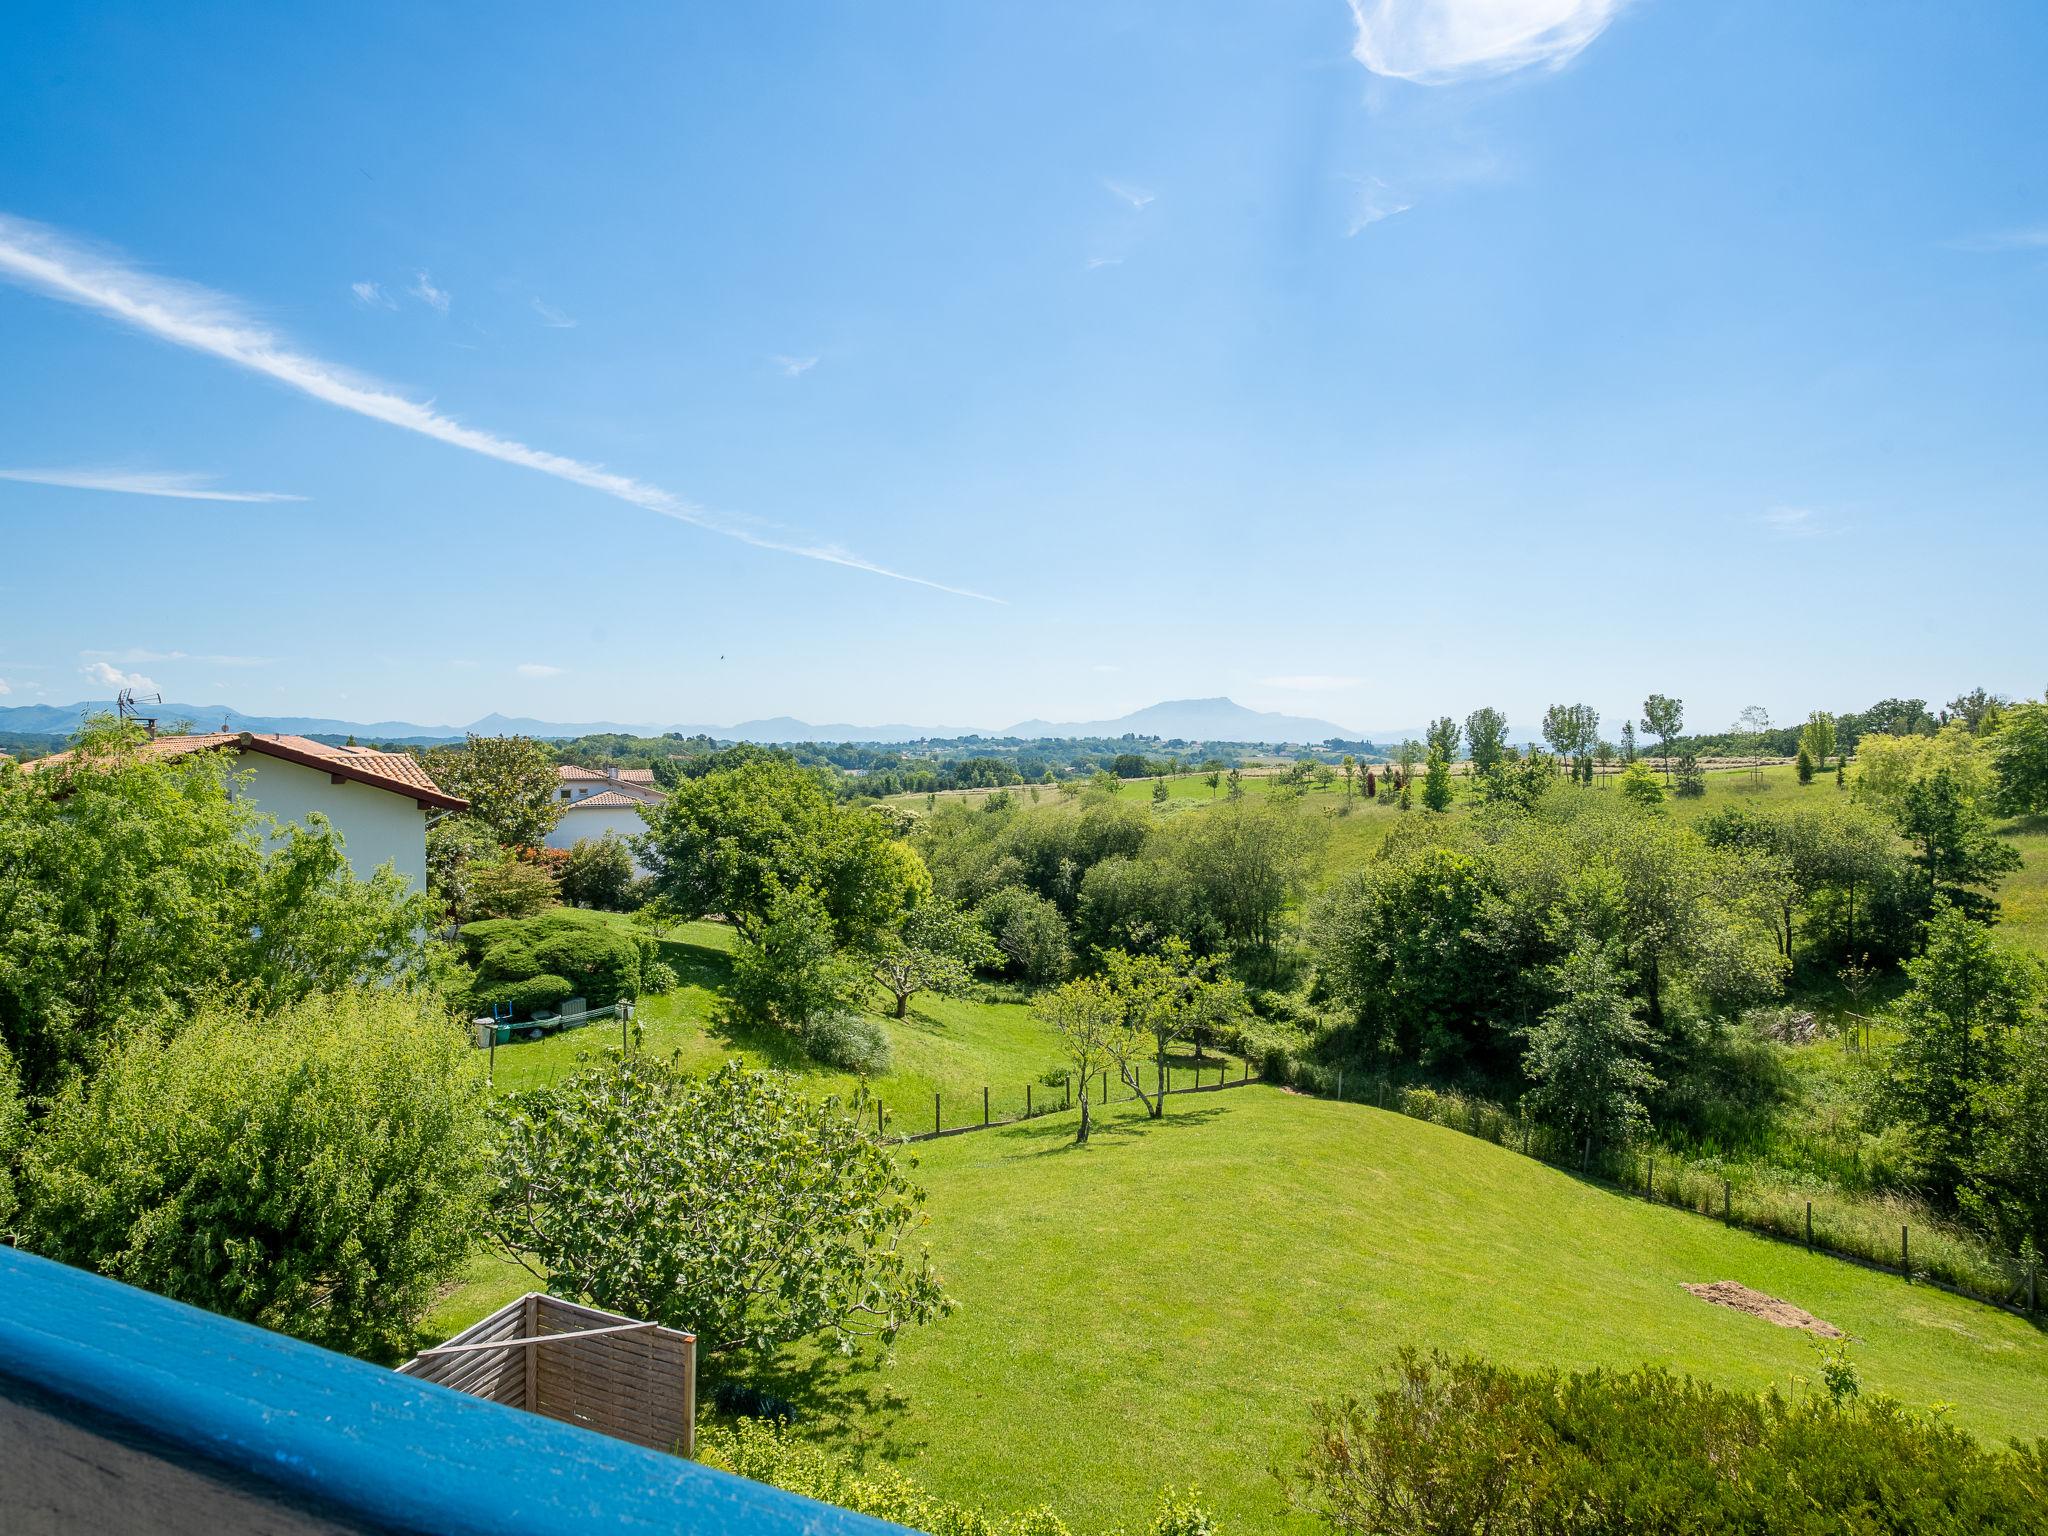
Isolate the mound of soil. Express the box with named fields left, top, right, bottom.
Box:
left=1683, top=1281, right=1843, bottom=1338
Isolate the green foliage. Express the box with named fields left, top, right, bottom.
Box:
left=1314, top=847, right=1508, bottom=1073
left=1422, top=751, right=1454, bottom=813
left=723, top=882, right=866, bottom=1034
left=700, top=1417, right=1219, bottom=1536
left=976, top=886, right=1073, bottom=983
left=1520, top=947, right=1660, bottom=1160
left=1802, top=710, right=1839, bottom=769
left=1465, top=708, right=1509, bottom=775
left=461, top=907, right=649, bottom=1014
left=558, top=831, right=637, bottom=910
left=1797, top=746, right=1816, bottom=784
left=1884, top=905, right=2040, bottom=1194
left=872, top=899, right=999, bottom=1018
left=460, top=852, right=560, bottom=919
left=0, top=1040, right=23, bottom=1234
left=640, top=757, right=922, bottom=944
left=1959, top=1015, right=2048, bottom=1266
left=426, top=814, right=508, bottom=919
left=1895, top=768, right=2022, bottom=919
left=1038, top=974, right=1134, bottom=1142
left=1425, top=716, right=1462, bottom=762
left=23, top=989, right=485, bottom=1357
left=424, top=734, right=563, bottom=848
left=0, top=729, right=441, bottom=1099
left=799, top=1010, right=893, bottom=1075
left=1989, top=700, right=2048, bottom=818
left=642, top=957, right=680, bottom=994
left=488, top=1057, right=951, bottom=1356
left=1673, top=751, right=1707, bottom=797
left=1617, top=760, right=1664, bottom=806
left=1287, top=1348, right=2048, bottom=1535
left=1641, top=693, right=1684, bottom=773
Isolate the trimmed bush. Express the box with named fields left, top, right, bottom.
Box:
left=1288, top=1348, right=2048, bottom=1534
left=460, top=908, right=648, bottom=1015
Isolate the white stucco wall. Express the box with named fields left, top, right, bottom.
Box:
left=543, top=802, right=654, bottom=874
left=239, top=755, right=431, bottom=891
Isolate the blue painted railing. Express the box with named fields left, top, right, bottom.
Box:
left=0, top=1246, right=910, bottom=1534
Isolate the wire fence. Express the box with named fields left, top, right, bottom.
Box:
left=1271, top=1057, right=2042, bottom=1319
left=874, top=1058, right=1262, bottom=1143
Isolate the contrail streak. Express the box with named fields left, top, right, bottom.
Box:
left=0, top=213, right=1000, bottom=602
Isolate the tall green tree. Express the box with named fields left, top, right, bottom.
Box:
left=1426, top=717, right=1462, bottom=763
left=1960, top=1014, right=2048, bottom=1269
left=1464, top=709, right=1509, bottom=776
left=1422, top=749, right=1454, bottom=813
left=1641, top=694, right=1684, bottom=782
left=425, top=734, right=563, bottom=848
left=639, top=757, right=924, bottom=944
left=1040, top=975, right=1128, bottom=1145
left=1521, top=946, right=1660, bottom=1166
left=1734, top=704, right=1773, bottom=786
left=1801, top=711, right=1839, bottom=770
left=1886, top=905, right=2038, bottom=1195
left=1895, top=768, right=2022, bottom=921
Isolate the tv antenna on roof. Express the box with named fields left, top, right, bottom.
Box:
left=115, top=686, right=162, bottom=738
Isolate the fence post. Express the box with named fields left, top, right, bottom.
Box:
left=1337, top=1069, right=1343, bottom=1102
left=1101, top=1069, right=1108, bottom=1103
left=1243, top=1059, right=1249, bottom=1084
left=1805, top=1201, right=1812, bottom=1250
left=877, top=1100, right=884, bottom=1137
left=1902, top=1225, right=1910, bottom=1279
left=1723, top=1181, right=1731, bottom=1222
left=934, top=1093, right=940, bottom=1136
left=1027, top=1082, right=1032, bottom=1117
left=2031, top=1262, right=2039, bottom=1314
left=983, top=1086, right=989, bottom=1127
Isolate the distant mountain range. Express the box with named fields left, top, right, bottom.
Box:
left=1, top=695, right=1401, bottom=748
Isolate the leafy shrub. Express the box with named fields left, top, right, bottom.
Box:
left=461, top=908, right=648, bottom=1013
left=463, top=853, right=560, bottom=919
left=558, top=832, right=638, bottom=911
left=977, top=886, right=1073, bottom=983
left=489, top=973, right=575, bottom=1017
left=23, top=989, right=486, bottom=1357
left=0, top=1040, right=24, bottom=1234
left=1287, top=1348, right=2048, bottom=1534
left=722, top=883, right=864, bottom=1033
left=489, top=1058, right=950, bottom=1357
left=642, top=958, right=679, bottom=995
left=699, top=1417, right=1219, bottom=1536
left=800, top=1011, right=892, bottom=1075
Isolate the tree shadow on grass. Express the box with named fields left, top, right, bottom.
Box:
left=983, top=1100, right=1237, bottom=1158
left=703, top=1346, right=928, bottom=1466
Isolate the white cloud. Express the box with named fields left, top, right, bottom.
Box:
left=771, top=354, right=818, bottom=378
left=82, top=660, right=159, bottom=693
left=0, top=467, right=304, bottom=503
left=1947, top=227, right=2048, bottom=254
left=1104, top=180, right=1156, bottom=210
left=1344, top=175, right=1415, bottom=236
left=1756, top=506, right=1837, bottom=540
left=351, top=280, right=395, bottom=309
left=516, top=662, right=566, bottom=678
left=1084, top=255, right=1124, bottom=270
left=1261, top=674, right=1364, bottom=691
left=1348, top=0, right=1629, bottom=85
left=408, top=269, right=451, bottom=313
left=0, top=677, right=10, bottom=695
left=531, top=297, right=576, bottom=328
left=0, top=212, right=997, bottom=602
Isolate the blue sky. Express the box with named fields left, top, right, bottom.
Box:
left=2, top=1, right=2044, bottom=736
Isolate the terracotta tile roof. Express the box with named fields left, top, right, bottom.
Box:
left=33, top=732, right=466, bottom=811
left=557, top=764, right=658, bottom=785
left=559, top=789, right=656, bottom=810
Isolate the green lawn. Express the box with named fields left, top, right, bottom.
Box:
left=436, top=1081, right=2048, bottom=1534
left=775, top=1090, right=2048, bottom=1534
left=484, top=918, right=1102, bottom=1129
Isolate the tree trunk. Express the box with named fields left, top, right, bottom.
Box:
left=1076, top=1094, right=1091, bottom=1145
left=894, top=992, right=909, bottom=1019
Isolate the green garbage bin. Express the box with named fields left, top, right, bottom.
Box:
left=495, top=1022, right=512, bottom=1045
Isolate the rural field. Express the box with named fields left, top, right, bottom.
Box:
left=437, top=758, right=2048, bottom=1533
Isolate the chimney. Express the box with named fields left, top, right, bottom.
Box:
left=606, top=765, right=620, bottom=782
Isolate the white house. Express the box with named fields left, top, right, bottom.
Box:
left=543, top=765, right=666, bottom=874
left=33, top=731, right=464, bottom=892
